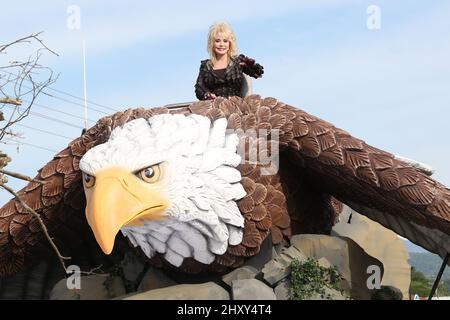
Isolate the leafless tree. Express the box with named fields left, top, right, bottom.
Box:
left=0, top=33, right=106, bottom=276
left=0, top=31, right=59, bottom=140
left=0, top=32, right=74, bottom=272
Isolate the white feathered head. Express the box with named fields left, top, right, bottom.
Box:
left=79, top=114, right=246, bottom=267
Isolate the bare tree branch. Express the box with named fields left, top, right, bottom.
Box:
left=0, top=31, right=59, bottom=56
left=0, top=97, right=22, bottom=105
left=0, top=31, right=59, bottom=140
left=0, top=168, right=45, bottom=183
left=0, top=33, right=106, bottom=278
left=0, top=33, right=94, bottom=277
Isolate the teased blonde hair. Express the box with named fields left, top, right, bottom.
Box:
left=207, top=22, right=239, bottom=65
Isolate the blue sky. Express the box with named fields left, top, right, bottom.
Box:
left=1, top=1, right=449, bottom=253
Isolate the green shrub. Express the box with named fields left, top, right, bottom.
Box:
left=288, top=258, right=344, bottom=300
left=410, top=268, right=450, bottom=298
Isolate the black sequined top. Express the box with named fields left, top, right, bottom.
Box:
left=195, top=54, right=264, bottom=100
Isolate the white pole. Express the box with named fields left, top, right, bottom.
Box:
left=82, top=40, right=88, bottom=131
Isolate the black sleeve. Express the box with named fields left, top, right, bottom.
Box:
left=238, top=54, right=264, bottom=79
left=195, top=61, right=210, bottom=100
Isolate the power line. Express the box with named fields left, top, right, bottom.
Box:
left=27, top=110, right=84, bottom=130
left=82, top=39, right=88, bottom=130
left=40, top=92, right=113, bottom=115
left=0, top=69, right=119, bottom=114
left=15, top=123, right=74, bottom=140
left=12, top=106, right=85, bottom=130
left=21, top=99, right=96, bottom=123
left=2, top=138, right=58, bottom=153
left=45, top=85, right=120, bottom=113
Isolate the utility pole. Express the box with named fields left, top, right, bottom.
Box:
left=82, top=40, right=88, bottom=132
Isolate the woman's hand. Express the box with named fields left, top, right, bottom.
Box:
left=239, top=55, right=256, bottom=67
left=239, top=54, right=264, bottom=79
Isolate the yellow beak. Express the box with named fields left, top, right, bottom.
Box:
left=84, top=167, right=169, bottom=254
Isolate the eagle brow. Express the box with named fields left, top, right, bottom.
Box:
left=133, top=162, right=163, bottom=174
left=81, top=169, right=95, bottom=177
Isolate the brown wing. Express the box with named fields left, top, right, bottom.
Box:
left=2, top=95, right=449, bottom=277
left=200, top=95, right=450, bottom=264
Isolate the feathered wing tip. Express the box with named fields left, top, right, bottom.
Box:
left=191, top=95, right=450, bottom=264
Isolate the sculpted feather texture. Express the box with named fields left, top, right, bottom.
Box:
left=0, top=95, right=449, bottom=276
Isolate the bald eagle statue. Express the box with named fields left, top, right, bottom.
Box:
left=1, top=95, right=449, bottom=283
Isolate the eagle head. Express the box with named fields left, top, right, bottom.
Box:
left=79, top=114, right=246, bottom=267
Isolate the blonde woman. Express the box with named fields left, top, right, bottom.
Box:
left=195, top=22, right=264, bottom=100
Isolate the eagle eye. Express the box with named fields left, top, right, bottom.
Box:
left=83, top=172, right=95, bottom=188
left=137, top=164, right=161, bottom=183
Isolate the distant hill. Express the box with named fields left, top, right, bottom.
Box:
left=409, top=252, right=450, bottom=281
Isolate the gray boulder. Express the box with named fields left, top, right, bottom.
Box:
left=232, top=279, right=276, bottom=300
left=262, top=245, right=307, bottom=286
left=332, top=207, right=411, bottom=299
left=305, top=287, right=348, bottom=300
left=50, top=274, right=126, bottom=300
left=291, top=234, right=384, bottom=300
left=122, top=282, right=229, bottom=300
left=274, top=279, right=291, bottom=300
left=222, top=266, right=259, bottom=287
